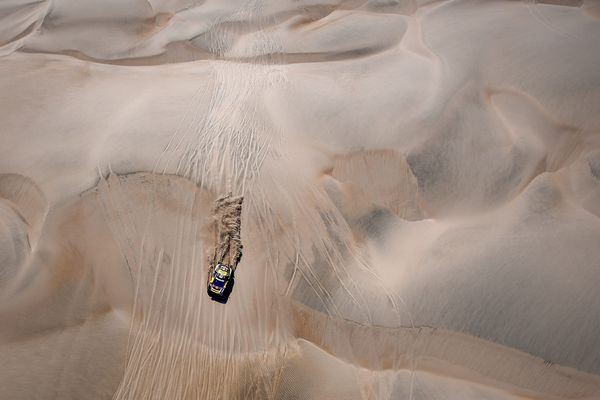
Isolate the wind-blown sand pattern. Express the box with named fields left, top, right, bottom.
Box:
left=1, top=0, right=600, bottom=399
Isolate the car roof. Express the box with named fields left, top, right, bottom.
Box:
left=216, top=264, right=230, bottom=273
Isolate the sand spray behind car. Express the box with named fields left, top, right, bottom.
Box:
left=209, top=193, right=244, bottom=271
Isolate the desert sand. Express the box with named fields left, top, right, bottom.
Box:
left=1, top=0, right=600, bottom=399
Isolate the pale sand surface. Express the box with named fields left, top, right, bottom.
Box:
left=1, top=0, right=600, bottom=399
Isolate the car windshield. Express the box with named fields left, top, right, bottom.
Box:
left=212, top=278, right=224, bottom=288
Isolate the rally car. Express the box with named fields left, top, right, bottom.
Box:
left=207, top=263, right=233, bottom=301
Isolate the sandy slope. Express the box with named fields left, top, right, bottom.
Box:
left=1, top=0, right=600, bottom=399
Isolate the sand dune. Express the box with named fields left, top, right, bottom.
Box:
left=1, top=0, right=600, bottom=399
